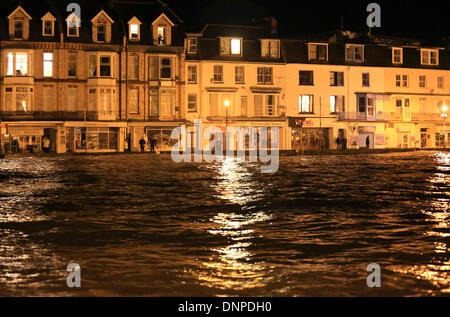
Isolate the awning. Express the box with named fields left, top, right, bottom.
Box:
left=8, top=127, right=44, bottom=136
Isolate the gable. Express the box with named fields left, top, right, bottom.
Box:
left=8, top=5, right=32, bottom=20
left=91, top=10, right=114, bottom=24
left=128, top=16, right=142, bottom=25
left=41, top=12, right=56, bottom=21
left=152, top=13, right=174, bottom=27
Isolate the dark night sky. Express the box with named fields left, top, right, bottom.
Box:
left=163, top=0, right=450, bottom=41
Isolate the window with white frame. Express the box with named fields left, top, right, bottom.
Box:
left=438, top=76, right=444, bottom=89
left=160, top=58, right=173, bottom=79
left=308, top=43, right=327, bottom=61
left=187, top=65, right=197, bottom=83
left=67, top=86, right=78, bottom=112
left=254, top=94, right=278, bottom=117
left=220, top=37, right=242, bottom=55
left=362, top=73, right=370, bottom=87
left=43, top=20, right=54, bottom=36
left=157, top=27, right=167, bottom=45
left=187, top=37, right=198, bottom=54
left=96, top=24, right=106, bottom=42
left=345, top=44, right=364, bottom=62
left=299, top=95, right=313, bottom=113
left=129, top=55, right=139, bottom=80
left=14, top=21, right=24, bottom=39
left=68, top=52, right=77, bottom=77
left=257, top=67, right=273, bottom=84
left=43, top=52, right=53, bottom=77
left=128, top=88, right=139, bottom=114
left=7, top=52, right=28, bottom=76
left=235, top=66, right=245, bottom=84
left=395, top=74, right=408, bottom=87
left=129, top=24, right=139, bottom=40
left=419, top=75, right=426, bottom=88
left=330, top=71, right=344, bottom=86
left=187, top=94, right=197, bottom=112
left=261, top=40, right=280, bottom=58
left=299, top=71, right=314, bottom=85
left=421, top=49, right=439, bottom=65
left=100, top=88, right=114, bottom=114
left=89, top=55, right=113, bottom=78
left=392, top=47, right=403, bottom=64
left=4, top=86, right=33, bottom=112
left=213, top=65, right=223, bottom=83
left=330, top=96, right=345, bottom=113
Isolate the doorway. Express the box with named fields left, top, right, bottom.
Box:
left=358, top=133, right=374, bottom=149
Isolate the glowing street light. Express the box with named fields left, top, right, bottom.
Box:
left=442, top=105, right=448, bottom=149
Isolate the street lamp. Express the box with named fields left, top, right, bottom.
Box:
left=442, top=105, right=448, bottom=149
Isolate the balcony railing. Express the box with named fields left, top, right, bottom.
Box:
left=337, top=112, right=387, bottom=121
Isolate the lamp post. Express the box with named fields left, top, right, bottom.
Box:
left=442, top=105, right=448, bottom=149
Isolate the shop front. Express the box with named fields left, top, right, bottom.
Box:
left=65, top=123, right=126, bottom=153
left=289, top=117, right=330, bottom=151
left=2, top=126, right=44, bottom=153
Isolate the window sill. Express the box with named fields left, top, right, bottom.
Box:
left=299, top=84, right=314, bottom=86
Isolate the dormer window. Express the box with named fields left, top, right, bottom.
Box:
left=220, top=37, right=242, bottom=55
left=128, top=17, right=141, bottom=41
left=14, top=22, right=23, bottom=39
left=308, top=43, right=328, bottom=61
left=66, top=12, right=80, bottom=37
left=187, top=37, right=198, bottom=54
left=157, top=27, right=166, bottom=45
left=43, top=21, right=53, bottom=35
left=8, top=6, right=32, bottom=41
left=97, top=24, right=106, bottom=42
left=130, top=24, right=139, bottom=40
left=41, top=12, right=56, bottom=36
left=91, top=10, right=114, bottom=43
left=392, top=47, right=403, bottom=64
left=261, top=40, right=280, bottom=58
left=152, top=13, right=173, bottom=46
left=421, top=49, right=439, bottom=66
left=345, top=44, right=364, bottom=62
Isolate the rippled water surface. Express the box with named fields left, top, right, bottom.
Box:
left=0, top=152, right=449, bottom=296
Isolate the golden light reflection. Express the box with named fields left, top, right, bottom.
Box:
left=395, top=153, right=450, bottom=292
left=198, top=158, right=275, bottom=292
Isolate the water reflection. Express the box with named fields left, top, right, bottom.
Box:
left=199, top=158, right=273, bottom=292
left=396, top=152, right=450, bottom=293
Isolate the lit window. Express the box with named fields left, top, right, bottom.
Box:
left=8, top=53, right=28, bottom=76
left=230, top=38, right=241, bottom=55
left=157, top=27, right=166, bottom=45
left=130, top=24, right=139, bottom=40
left=43, top=52, right=53, bottom=77
left=330, top=96, right=345, bottom=113
left=220, top=38, right=242, bottom=55
left=299, top=95, right=313, bottom=113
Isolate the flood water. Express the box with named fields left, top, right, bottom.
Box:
left=0, top=152, right=449, bottom=296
